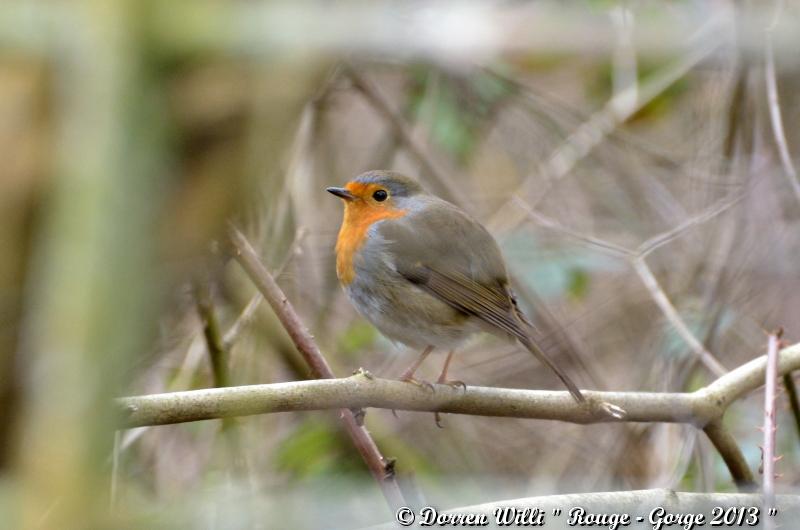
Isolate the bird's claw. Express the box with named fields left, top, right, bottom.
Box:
left=434, top=411, right=445, bottom=429
left=401, top=377, right=435, bottom=392
left=437, top=379, right=466, bottom=390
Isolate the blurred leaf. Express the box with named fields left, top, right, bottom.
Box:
left=587, top=59, right=688, bottom=123
left=275, top=419, right=365, bottom=479
left=503, top=232, right=620, bottom=299
left=336, top=320, right=378, bottom=359
left=409, top=67, right=513, bottom=163
left=567, top=268, right=590, bottom=300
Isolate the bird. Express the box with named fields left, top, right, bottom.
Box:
left=327, top=170, right=585, bottom=406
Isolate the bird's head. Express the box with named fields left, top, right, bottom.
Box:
left=326, top=170, right=423, bottom=215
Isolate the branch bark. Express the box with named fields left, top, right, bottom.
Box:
left=120, top=342, right=800, bottom=427
left=119, top=342, right=800, bottom=487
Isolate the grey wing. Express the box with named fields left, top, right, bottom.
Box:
left=377, top=199, right=523, bottom=329
left=378, top=199, right=510, bottom=287
left=378, top=200, right=586, bottom=402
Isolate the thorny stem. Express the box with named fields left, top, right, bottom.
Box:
left=762, top=331, right=782, bottom=523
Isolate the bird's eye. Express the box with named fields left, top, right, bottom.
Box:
left=372, top=189, right=388, bottom=202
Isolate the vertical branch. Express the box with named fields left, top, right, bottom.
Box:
left=227, top=224, right=406, bottom=511
left=762, top=330, right=782, bottom=523
left=702, top=420, right=755, bottom=490
left=195, top=283, right=231, bottom=388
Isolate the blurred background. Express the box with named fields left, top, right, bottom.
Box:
left=1, top=1, right=799, bottom=528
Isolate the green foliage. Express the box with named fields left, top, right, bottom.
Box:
left=587, top=59, right=688, bottom=122
left=336, top=320, right=378, bottom=359
left=408, top=67, right=514, bottom=163
left=567, top=267, right=590, bottom=300
left=275, top=418, right=366, bottom=479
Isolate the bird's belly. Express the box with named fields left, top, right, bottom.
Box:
left=345, top=267, right=475, bottom=350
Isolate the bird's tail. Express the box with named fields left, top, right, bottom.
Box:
left=516, top=332, right=585, bottom=403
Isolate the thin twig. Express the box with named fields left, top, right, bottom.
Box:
left=195, top=283, right=231, bottom=388
left=226, top=224, right=406, bottom=511
left=119, top=341, right=800, bottom=488
left=632, top=257, right=727, bottom=377
left=487, top=18, right=724, bottom=231
left=764, top=0, right=800, bottom=204
left=222, top=227, right=307, bottom=350
left=635, top=193, right=744, bottom=258
left=519, top=192, right=740, bottom=376
left=762, top=330, right=782, bottom=523
left=344, top=65, right=471, bottom=208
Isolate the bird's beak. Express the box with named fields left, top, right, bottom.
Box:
left=326, top=187, right=356, bottom=201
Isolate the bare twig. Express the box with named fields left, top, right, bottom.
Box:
left=119, top=341, right=800, bottom=487
left=195, top=283, right=231, bottom=388
left=764, top=0, right=800, bottom=203
left=344, top=65, right=471, bottom=207
left=517, top=192, right=742, bottom=377
left=635, top=193, right=744, bottom=258
left=226, top=224, right=405, bottom=511
left=632, top=258, right=726, bottom=377
left=762, top=330, right=782, bottom=523
left=487, top=18, right=724, bottom=231
left=222, top=227, right=307, bottom=350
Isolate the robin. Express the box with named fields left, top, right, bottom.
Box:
left=327, top=170, right=585, bottom=405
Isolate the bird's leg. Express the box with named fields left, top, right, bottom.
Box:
left=436, top=350, right=466, bottom=389
left=398, top=345, right=434, bottom=391
left=434, top=350, right=466, bottom=428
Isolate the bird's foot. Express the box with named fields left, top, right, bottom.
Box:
left=434, top=412, right=445, bottom=429
left=400, top=376, right=435, bottom=392
left=437, top=378, right=467, bottom=390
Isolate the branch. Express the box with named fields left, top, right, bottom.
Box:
left=226, top=225, right=406, bottom=511
left=194, top=283, right=231, bottom=388
left=516, top=193, right=743, bottom=376
left=344, top=65, right=470, bottom=208
left=632, top=257, right=727, bottom=377
left=119, top=343, right=800, bottom=486
left=120, top=342, right=800, bottom=427
left=703, top=420, right=755, bottom=488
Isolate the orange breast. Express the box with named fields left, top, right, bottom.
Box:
left=335, top=202, right=406, bottom=284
